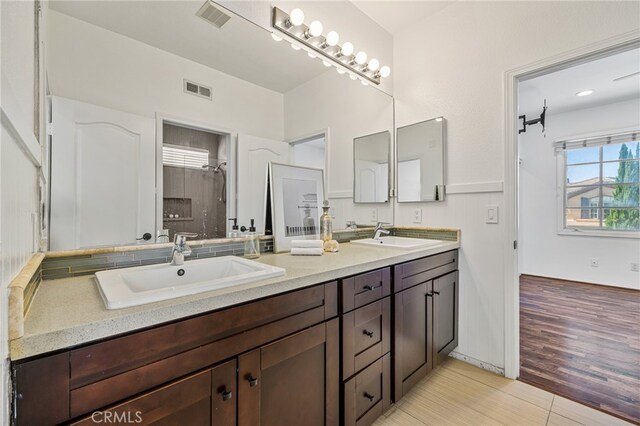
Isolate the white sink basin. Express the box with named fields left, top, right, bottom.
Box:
left=96, top=256, right=285, bottom=309
left=351, top=236, right=444, bottom=250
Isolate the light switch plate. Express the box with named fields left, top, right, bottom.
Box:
left=413, top=208, right=422, bottom=224
left=486, top=205, right=499, bottom=224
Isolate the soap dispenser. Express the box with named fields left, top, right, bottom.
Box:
left=244, top=219, right=260, bottom=259
left=320, top=200, right=332, bottom=243
left=228, top=218, right=240, bottom=238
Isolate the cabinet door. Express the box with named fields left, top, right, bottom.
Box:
left=238, top=320, right=339, bottom=426
left=393, top=282, right=433, bottom=401
left=211, top=359, right=237, bottom=426
left=433, top=271, right=459, bottom=365
left=71, top=370, right=211, bottom=426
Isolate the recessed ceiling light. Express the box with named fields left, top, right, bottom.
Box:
left=576, top=90, right=594, bottom=97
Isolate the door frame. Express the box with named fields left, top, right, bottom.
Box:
left=155, top=113, right=236, bottom=240
left=502, top=30, right=640, bottom=379
left=286, top=128, right=330, bottom=197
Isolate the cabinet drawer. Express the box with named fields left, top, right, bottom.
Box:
left=342, top=297, right=390, bottom=379
left=394, top=250, right=457, bottom=292
left=342, top=268, right=391, bottom=312
left=72, top=369, right=212, bottom=426
left=343, top=353, right=390, bottom=426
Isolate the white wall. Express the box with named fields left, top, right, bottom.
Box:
left=284, top=69, right=394, bottom=228
left=520, top=98, right=640, bottom=290
left=0, top=1, right=42, bottom=423
left=47, top=10, right=284, bottom=141
left=393, top=1, right=640, bottom=369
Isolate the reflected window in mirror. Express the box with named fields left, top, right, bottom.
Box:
left=354, top=131, right=390, bottom=203
left=397, top=117, right=446, bottom=203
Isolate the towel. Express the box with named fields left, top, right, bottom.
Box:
left=291, top=247, right=324, bottom=256
left=291, top=240, right=324, bottom=249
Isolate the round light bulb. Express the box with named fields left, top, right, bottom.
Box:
left=289, top=8, right=305, bottom=26
left=271, top=33, right=282, bottom=42
left=368, top=58, right=379, bottom=71
left=325, top=31, right=339, bottom=47
left=355, top=51, right=367, bottom=65
left=361, top=80, right=369, bottom=86
left=291, top=43, right=301, bottom=51
left=379, top=65, right=391, bottom=78
left=349, top=74, right=357, bottom=80
left=336, top=68, right=346, bottom=75
left=308, top=20, right=323, bottom=37
left=322, top=61, right=331, bottom=67
left=341, top=42, right=354, bottom=56
left=307, top=51, right=316, bottom=59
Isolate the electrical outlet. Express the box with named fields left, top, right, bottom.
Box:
left=486, top=205, right=499, bottom=224
left=632, top=263, right=639, bottom=272
left=370, top=208, right=378, bottom=223
left=413, top=208, right=422, bottom=224
left=590, top=258, right=599, bottom=267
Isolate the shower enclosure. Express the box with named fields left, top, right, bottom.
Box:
left=162, top=123, right=227, bottom=240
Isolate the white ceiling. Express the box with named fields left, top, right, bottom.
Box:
left=518, top=48, right=640, bottom=116
left=49, top=1, right=329, bottom=93
left=351, top=1, right=455, bottom=35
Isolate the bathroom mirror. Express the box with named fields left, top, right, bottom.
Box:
left=353, top=131, right=390, bottom=203
left=396, top=117, right=446, bottom=203
left=44, top=0, right=394, bottom=250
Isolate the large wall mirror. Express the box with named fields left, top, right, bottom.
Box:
left=45, top=1, right=394, bottom=250
left=353, top=131, right=390, bottom=203
left=396, top=117, right=446, bottom=203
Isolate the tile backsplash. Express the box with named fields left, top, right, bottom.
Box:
left=41, top=227, right=458, bottom=280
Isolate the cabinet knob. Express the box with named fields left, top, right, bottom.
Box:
left=220, top=389, right=233, bottom=401
left=363, top=392, right=375, bottom=401
left=362, top=329, right=374, bottom=338
left=247, top=375, right=258, bottom=387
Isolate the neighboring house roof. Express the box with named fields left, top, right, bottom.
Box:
left=567, top=177, right=616, bottom=199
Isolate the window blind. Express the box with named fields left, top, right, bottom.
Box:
left=554, top=130, right=639, bottom=152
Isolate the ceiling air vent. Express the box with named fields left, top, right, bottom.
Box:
left=196, top=1, right=231, bottom=29
left=183, top=79, right=213, bottom=100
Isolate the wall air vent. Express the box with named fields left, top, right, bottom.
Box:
left=196, top=1, right=231, bottom=29
left=183, top=79, right=213, bottom=100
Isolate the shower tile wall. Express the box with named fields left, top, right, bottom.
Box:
left=163, top=123, right=226, bottom=240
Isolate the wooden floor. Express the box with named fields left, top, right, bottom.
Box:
left=519, top=275, right=640, bottom=425
left=375, top=358, right=633, bottom=425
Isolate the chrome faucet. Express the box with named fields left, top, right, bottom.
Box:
left=373, top=222, right=390, bottom=240
left=170, top=232, right=198, bottom=266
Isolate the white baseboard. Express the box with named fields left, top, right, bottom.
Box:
left=449, top=351, right=505, bottom=376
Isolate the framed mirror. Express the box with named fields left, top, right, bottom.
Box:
left=353, top=131, right=390, bottom=204
left=396, top=117, right=445, bottom=203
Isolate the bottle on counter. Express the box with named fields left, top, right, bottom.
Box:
left=228, top=218, right=240, bottom=238
left=244, top=219, right=260, bottom=259
left=321, top=200, right=333, bottom=243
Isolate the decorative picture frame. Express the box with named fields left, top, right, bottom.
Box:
left=268, top=163, right=325, bottom=253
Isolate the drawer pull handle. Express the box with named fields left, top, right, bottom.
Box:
left=363, top=283, right=382, bottom=291
left=426, top=292, right=433, bottom=297
left=362, top=329, right=374, bottom=338
left=247, top=376, right=258, bottom=387
left=364, top=392, right=375, bottom=401
left=432, top=291, right=440, bottom=295
left=220, top=389, right=233, bottom=401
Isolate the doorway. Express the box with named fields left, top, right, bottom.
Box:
left=509, top=43, right=640, bottom=423
left=157, top=118, right=232, bottom=242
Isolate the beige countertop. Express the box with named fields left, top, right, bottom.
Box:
left=10, top=241, right=459, bottom=361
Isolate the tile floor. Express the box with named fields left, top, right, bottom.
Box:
left=374, top=358, right=633, bottom=426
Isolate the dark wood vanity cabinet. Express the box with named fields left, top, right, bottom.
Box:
left=392, top=250, right=459, bottom=401
left=12, top=249, right=459, bottom=426
left=12, top=281, right=339, bottom=426
left=340, top=268, right=392, bottom=426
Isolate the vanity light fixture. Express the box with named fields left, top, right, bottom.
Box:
left=271, top=33, right=283, bottom=42
left=576, top=89, right=594, bottom=97
left=272, top=7, right=390, bottom=85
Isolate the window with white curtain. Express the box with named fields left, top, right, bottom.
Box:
left=557, top=131, right=639, bottom=234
